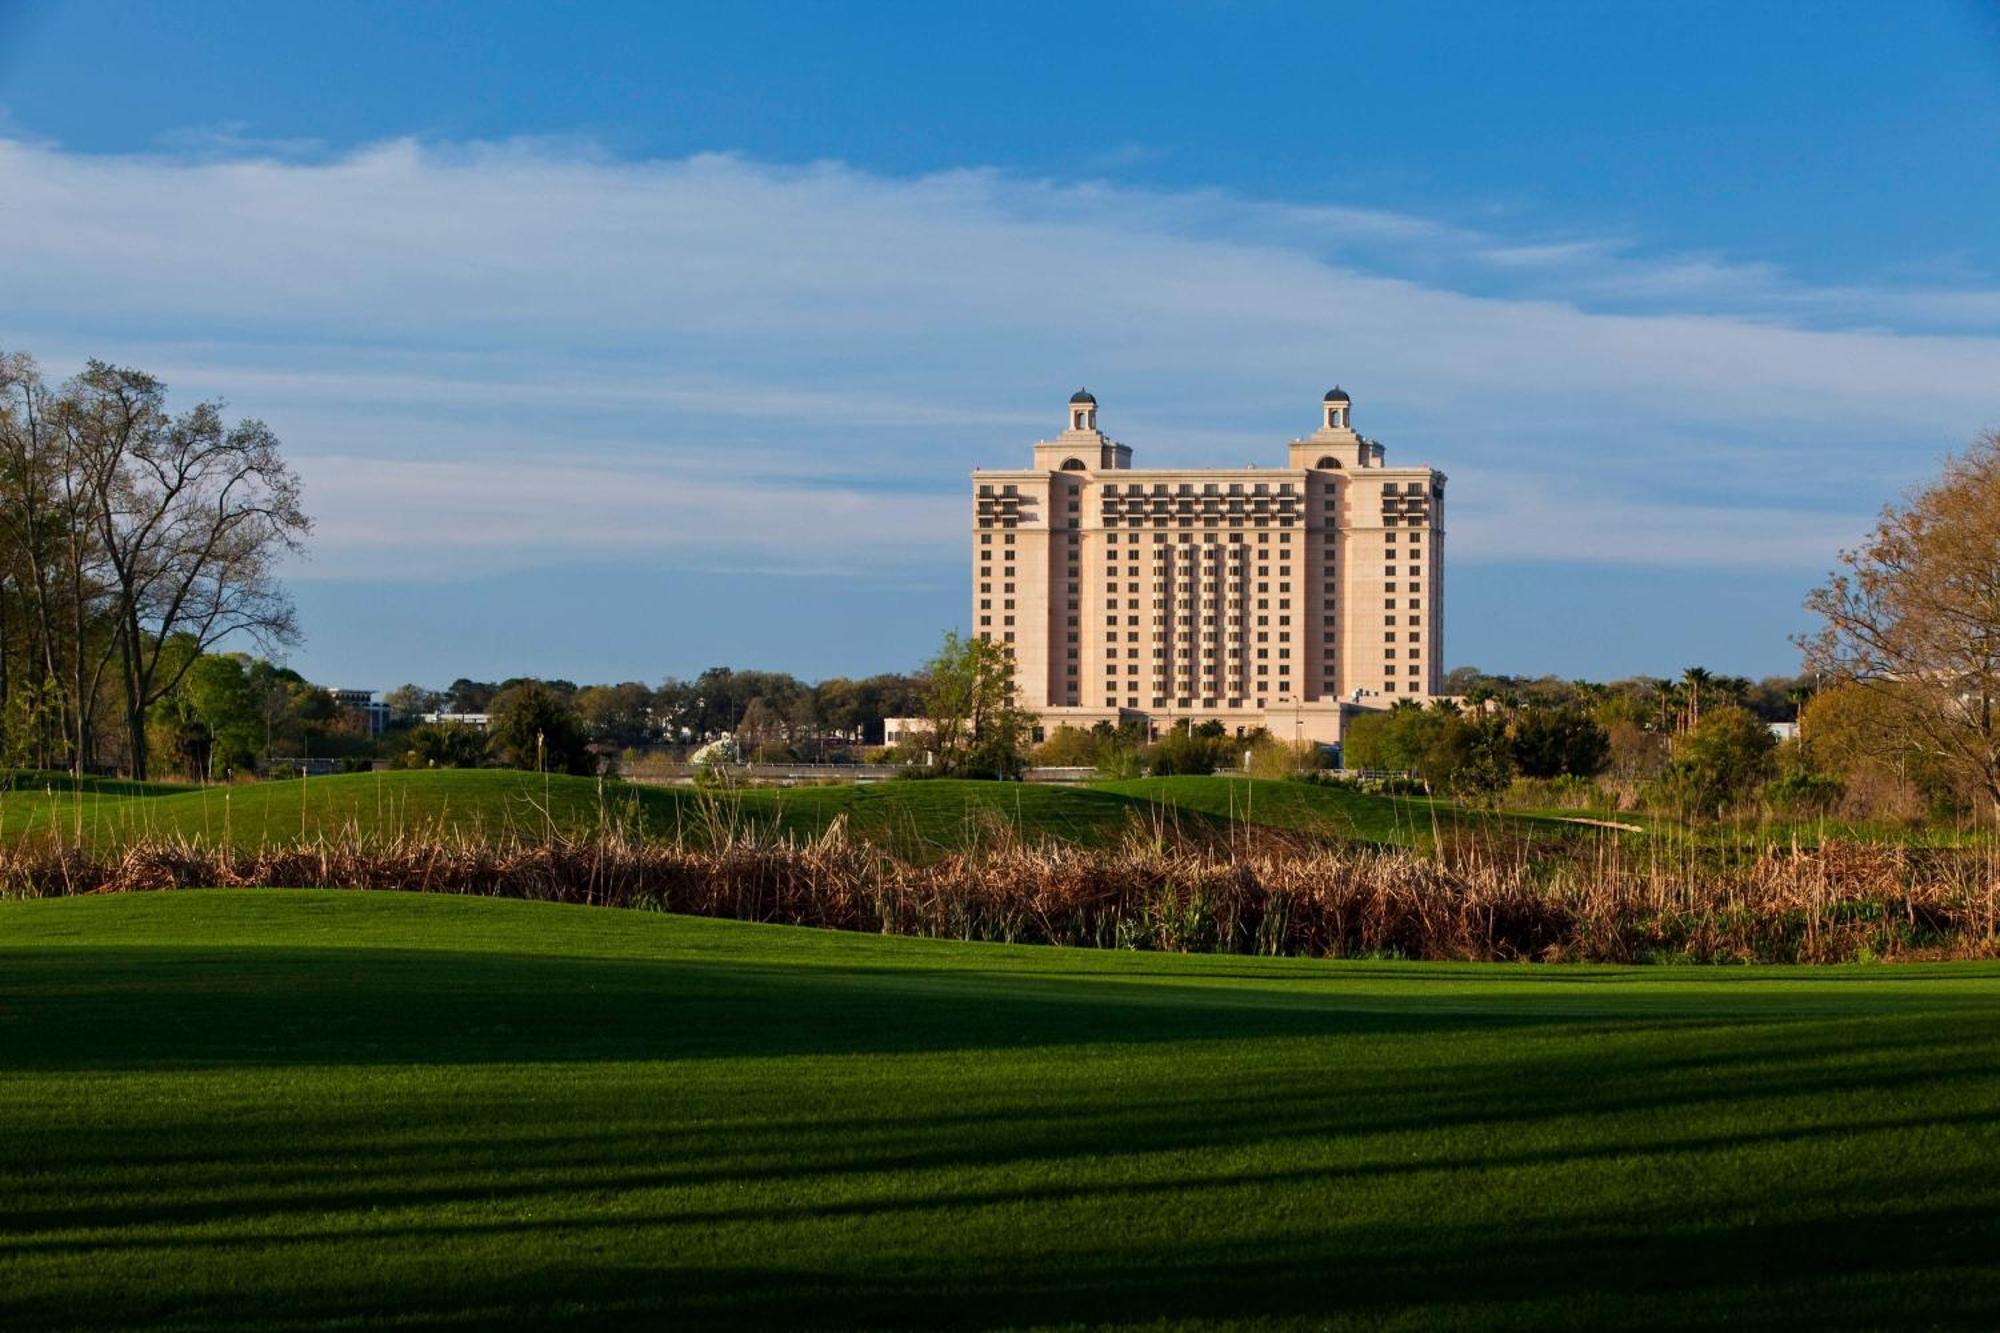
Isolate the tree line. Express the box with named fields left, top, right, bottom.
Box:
left=0, top=353, right=310, bottom=780
left=391, top=667, right=928, bottom=754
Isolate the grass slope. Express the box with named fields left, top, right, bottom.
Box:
left=0, top=768, right=1515, bottom=854
left=2, top=890, right=1996, bottom=1330
left=1104, top=774, right=1574, bottom=845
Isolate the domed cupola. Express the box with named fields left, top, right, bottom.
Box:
left=1322, top=386, right=1351, bottom=430
left=1067, top=388, right=1098, bottom=431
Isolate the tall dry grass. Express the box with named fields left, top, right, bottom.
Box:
left=3, top=814, right=1996, bottom=964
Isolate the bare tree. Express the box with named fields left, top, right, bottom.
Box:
left=1801, top=431, right=2000, bottom=819
left=0, top=352, right=120, bottom=774
left=60, top=362, right=311, bottom=780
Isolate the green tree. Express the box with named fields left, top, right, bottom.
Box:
left=486, top=680, right=594, bottom=775
left=1341, top=702, right=1445, bottom=772
left=183, top=652, right=264, bottom=776
left=920, top=631, right=1028, bottom=778
left=399, top=722, right=489, bottom=770
left=1146, top=726, right=1232, bottom=776
left=573, top=681, right=654, bottom=748
left=382, top=683, right=438, bottom=723
left=1420, top=713, right=1515, bottom=801
left=1031, top=725, right=1098, bottom=767
left=1658, top=706, right=1777, bottom=817
left=1509, top=706, right=1610, bottom=779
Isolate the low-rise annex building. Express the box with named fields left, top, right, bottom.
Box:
left=970, top=387, right=1445, bottom=746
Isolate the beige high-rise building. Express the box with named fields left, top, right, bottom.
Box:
left=971, top=387, right=1444, bottom=746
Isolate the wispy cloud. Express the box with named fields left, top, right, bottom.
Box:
left=1, top=133, right=1995, bottom=588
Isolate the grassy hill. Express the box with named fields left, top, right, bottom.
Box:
left=1, top=890, right=1995, bottom=1329
left=0, top=768, right=1565, bottom=855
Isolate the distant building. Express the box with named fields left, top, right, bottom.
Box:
left=971, top=387, right=1445, bottom=745
left=328, top=688, right=391, bottom=737
left=420, top=711, right=492, bottom=730
left=883, top=717, right=926, bottom=748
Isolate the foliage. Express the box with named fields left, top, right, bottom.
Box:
left=1031, top=725, right=1099, bottom=767
left=486, top=681, right=595, bottom=775
left=0, top=350, right=310, bottom=778
left=1340, top=703, right=1446, bottom=772
left=1144, top=726, right=1237, bottom=776
left=1508, top=706, right=1609, bottom=779
left=1419, top=713, right=1515, bottom=801
left=573, top=681, right=653, bottom=748
left=1802, top=430, right=2000, bottom=818
left=381, top=684, right=439, bottom=723
left=1602, top=719, right=1669, bottom=783
left=1654, top=706, right=1778, bottom=817
left=1761, top=764, right=1844, bottom=819
left=919, top=631, right=1029, bottom=778
left=1243, top=732, right=1320, bottom=779
left=398, top=722, right=489, bottom=770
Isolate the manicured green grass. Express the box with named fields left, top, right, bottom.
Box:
left=0, top=769, right=1218, bottom=852
left=0, top=768, right=1571, bottom=856
left=0, top=769, right=194, bottom=798
left=1104, top=774, right=1577, bottom=845
left=2, top=890, right=1996, bottom=1329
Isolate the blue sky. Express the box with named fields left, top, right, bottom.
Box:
left=2, top=1, right=1998, bottom=687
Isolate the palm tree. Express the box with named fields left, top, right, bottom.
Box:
left=1641, top=678, right=1674, bottom=734
left=1681, top=666, right=1714, bottom=732
left=1569, top=679, right=1607, bottom=712
left=1712, top=674, right=1751, bottom=708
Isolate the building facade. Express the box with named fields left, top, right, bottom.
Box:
left=971, top=388, right=1444, bottom=745
left=328, top=688, right=391, bottom=738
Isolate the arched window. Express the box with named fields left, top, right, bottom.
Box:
left=1061, top=458, right=1088, bottom=471
left=1316, top=456, right=1341, bottom=469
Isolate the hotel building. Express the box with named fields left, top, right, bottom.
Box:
left=971, top=388, right=1444, bottom=745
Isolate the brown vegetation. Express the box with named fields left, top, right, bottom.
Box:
left=3, top=819, right=1994, bottom=965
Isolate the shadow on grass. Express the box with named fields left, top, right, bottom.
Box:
left=4, top=934, right=2000, bottom=1330
left=8, top=938, right=1980, bottom=1073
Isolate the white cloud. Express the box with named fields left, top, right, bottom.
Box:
left=292, top=454, right=963, bottom=581
left=2, top=134, right=1996, bottom=581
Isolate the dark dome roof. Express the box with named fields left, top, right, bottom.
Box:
left=1323, top=386, right=1350, bottom=403
left=1070, top=388, right=1096, bottom=405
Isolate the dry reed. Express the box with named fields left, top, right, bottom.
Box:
left=4, top=815, right=1996, bottom=965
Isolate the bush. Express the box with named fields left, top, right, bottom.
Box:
left=1341, top=704, right=1443, bottom=772
left=1510, top=707, right=1610, bottom=779
left=1145, top=728, right=1234, bottom=776
left=1031, top=725, right=1098, bottom=767
left=396, top=723, right=488, bottom=770
left=1245, top=733, right=1323, bottom=779
left=1651, top=706, right=1777, bottom=818
left=1762, top=768, right=1844, bottom=818
left=1504, top=774, right=1612, bottom=812
left=1419, top=714, right=1515, bottom=802
left=487, top=681, right=595, bottom=775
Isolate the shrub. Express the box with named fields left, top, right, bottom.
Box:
left=487, top=681, right=595, bottom=775
left=1031, top=725, right=1098, bottom=767
left=1652, top=706, right=1777, bottom=818
left=1245, top=734, right=1323, bottom=779
left=1146, top=728, right=1233, bottom=776
left=397, top=723, right=488, bottom=770
left=1419, top=715, right=1515, bottom=802
left=1510, top=707, right=1610, bottom=779
left=1762, top=767, right=1844, bottom=818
